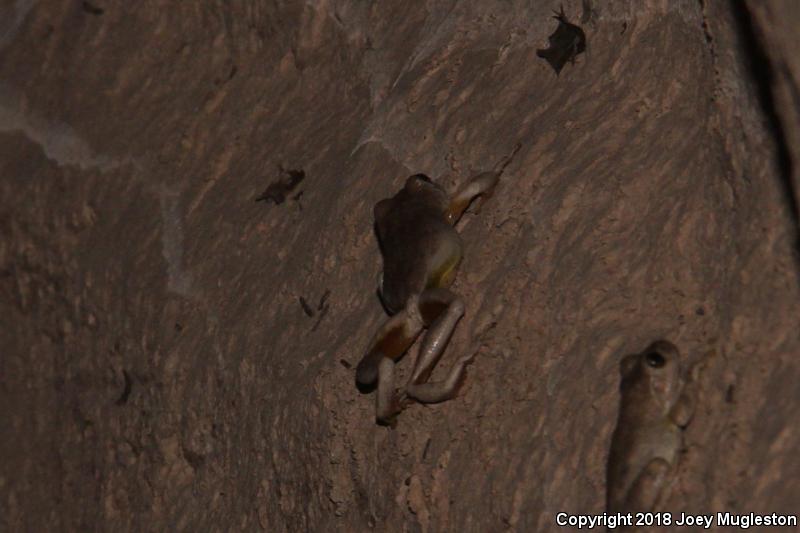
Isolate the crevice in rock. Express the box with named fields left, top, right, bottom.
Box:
left=731, top=3, right=800, bottom=258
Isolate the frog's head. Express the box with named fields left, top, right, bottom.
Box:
left=620, top=340, right=682, bottom=414
left=405, top=173, right=446, bottom=194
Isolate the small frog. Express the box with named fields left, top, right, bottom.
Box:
left=606, top=340, right=695, bottom=514
left=355, top=171, right=501, bottom=425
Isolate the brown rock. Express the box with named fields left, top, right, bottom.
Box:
left=1, top=1, right=798, bottom=531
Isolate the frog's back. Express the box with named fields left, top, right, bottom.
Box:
left=607, top=419, right=682, bottom=513
left=376, top=188, right=462, bottom=313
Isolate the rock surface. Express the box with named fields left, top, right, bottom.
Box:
left=1, top=1, right=798, bottom=531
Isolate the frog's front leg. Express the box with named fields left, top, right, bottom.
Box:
left=445, top=171, right=501, bottom=225
left=405, top=287, right=474, bottom=403
left=669, top=391, right=695, bottom=428
left=356, top=307, right=424, bottom=424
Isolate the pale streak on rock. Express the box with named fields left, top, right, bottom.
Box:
left=157, top=188, right=195, bottom=299
left=0, top=83, right=133, bottom=172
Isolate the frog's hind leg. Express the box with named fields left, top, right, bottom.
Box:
left=356, top=308, right=424, bottom=424
left=406, top=288, right=474, bottom=403
left=356, top=309, right=422, bottom=387
left=623, top=457, right=671, bottom=512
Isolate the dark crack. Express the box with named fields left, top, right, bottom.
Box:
left=731, top=3, right=800, bottom=260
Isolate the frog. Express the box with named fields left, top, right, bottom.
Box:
left=355, top=170, right=501, bottom=425
left=606, top=340, right=695, bottom=514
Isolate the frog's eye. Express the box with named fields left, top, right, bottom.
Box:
left=645, top=351, right=666, bottom=368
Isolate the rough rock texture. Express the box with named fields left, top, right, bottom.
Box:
left=1, top=1, right=798, bottom=531
left=746, top=0, right=800, bottom=250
